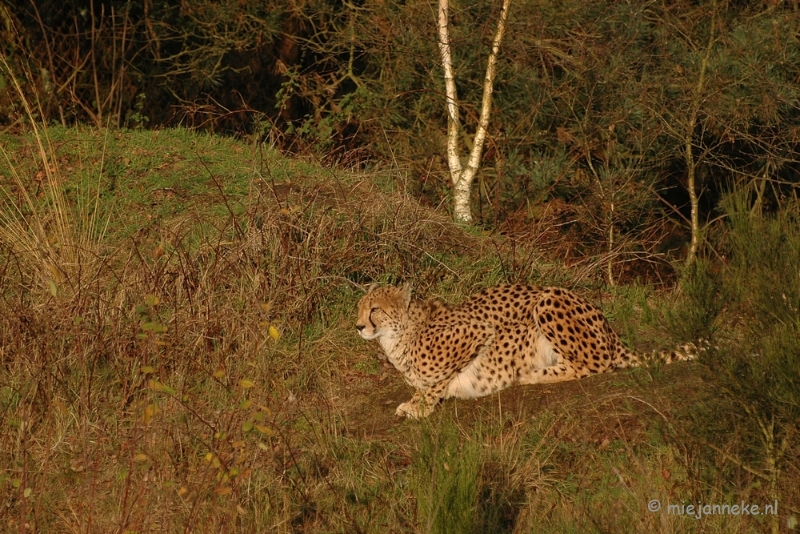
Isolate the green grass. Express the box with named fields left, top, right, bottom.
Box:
left=0, top=125, right=797, bottom=533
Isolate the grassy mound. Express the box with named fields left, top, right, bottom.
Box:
left=0, top=126, right=796, bottom=533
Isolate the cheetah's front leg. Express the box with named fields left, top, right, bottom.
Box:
left=395, top=391, right=423, bottom=418
left=396, top=380, right=449, bottom=419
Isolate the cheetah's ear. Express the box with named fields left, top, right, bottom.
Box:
left=365, top=283, right=379, bottom=294
left=399, top=283, right=412, bottom=310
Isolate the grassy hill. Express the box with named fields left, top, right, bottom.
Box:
left=0, top=126, right=797, bottom=533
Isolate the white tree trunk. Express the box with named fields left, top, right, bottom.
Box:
left=438, top=0, right=462, bottom=181
left=438, top=0, right=511, bottom=224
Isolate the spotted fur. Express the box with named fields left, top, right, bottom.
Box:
left=356, top=284, right=701, bottom=418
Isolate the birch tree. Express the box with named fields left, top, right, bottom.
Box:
left=437, top=0, right=511, bottom=224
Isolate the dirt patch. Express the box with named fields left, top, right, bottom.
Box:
left=337, top=361, right=706, bottom=444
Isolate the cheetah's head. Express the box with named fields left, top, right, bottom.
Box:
left=355, top=284, right=411, bottom=341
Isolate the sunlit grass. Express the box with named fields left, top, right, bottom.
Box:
left=0, top=118, right=796, bottom=532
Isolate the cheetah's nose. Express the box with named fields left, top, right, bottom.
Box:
left=356, top=325, right=365, bottom=332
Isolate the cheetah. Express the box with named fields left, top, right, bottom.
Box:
left=355, top=284, right=702, bottom=419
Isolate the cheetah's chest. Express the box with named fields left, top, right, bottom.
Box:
left=389, top=315, right=496, bottom=388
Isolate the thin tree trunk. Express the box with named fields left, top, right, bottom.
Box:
left=437, top=0, right=462, bottom=179
left=607, top=200, right=615, bottom=286
left=438, top=0, right=511, bottom=224
left=685, top=10, right=715, bottom=265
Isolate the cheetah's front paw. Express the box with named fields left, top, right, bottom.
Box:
left=396, top=401, right=423, bottom=419
left=396, top=399, right=437, bottom=419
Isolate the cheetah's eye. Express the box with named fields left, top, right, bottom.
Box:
left=370, top=307, right=380, bottom=315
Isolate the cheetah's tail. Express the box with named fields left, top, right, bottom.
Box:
left=616, top=339, right=711, bottom=369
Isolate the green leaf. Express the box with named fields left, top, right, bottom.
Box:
left=239, top=379, right=255, bottom=389
left=149, top=380, right=176, bottom=395
left=255, top=424, right=274, bottom=436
